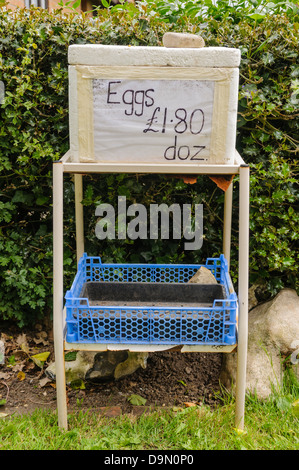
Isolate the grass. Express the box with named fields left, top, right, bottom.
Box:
left=0, top=375, right=298, bottom=451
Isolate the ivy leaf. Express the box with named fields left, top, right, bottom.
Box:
left=70, top=379, right=85, bottom=390
left=127, top=394, right=147, bottom=406
left=11, top=190, right=34, bottom=205
left=36, top=195, right=49, bottom=205
left=65, top=351, right=77, bottom=361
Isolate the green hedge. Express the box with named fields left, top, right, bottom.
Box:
left=0, top=3, right=298, bottom=326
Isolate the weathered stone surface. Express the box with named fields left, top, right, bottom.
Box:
left=114, top=352, right=149, bottom=380
left=46, top=350, right=148, bottom=384
left=162, top=32, right=205, bottom=49
left=86, top=350, right=148, bottom=382
left=46, top=351, right=97, bottom=384
left=220, top=289, right=299, bottom=398
left=248, top=284, right=259, bottom=311
left=188, top=266, right=218, bottom=284
left=85, top=351, right=129, bottom=382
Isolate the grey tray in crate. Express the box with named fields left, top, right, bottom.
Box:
left=65, top=254, right=238, bottom=346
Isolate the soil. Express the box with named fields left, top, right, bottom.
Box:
left=0, top=321, right=224, bottom=418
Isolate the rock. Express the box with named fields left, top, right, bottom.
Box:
left=188, top=266, right=218, bottom=284
left=220, top=289, right=299, bottom=399
left=85, top=351, right=128, bottom=382
left=86, top=350, right=148, bottom=382
left=248, top=284, right=259, bottom=311
left=162, top=32, right=205, bottom=49
left=114, top=352, right=149, bottom=380
left=46, top=351, right=97, bottom=384
left=46, top=350, right=148, bottom=384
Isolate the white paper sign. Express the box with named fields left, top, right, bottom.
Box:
left=93, top=79, right=215, bottom=164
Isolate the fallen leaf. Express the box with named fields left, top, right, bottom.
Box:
left=129, top=381, right=137, bottom=387
left=33, top=338, right=49, bottom=346
left=15, top=362, right=26, bottom=372
left=16, top=333, right=26, bottom=345
left=184, top=402, right=197, bottom=408
left=0, top=399, right=6, bottom=407
left=16, top=334, right=30, bottom=355
left=0, top=412, right=9, bottom=418
left=30, top=351, right=50, bottom=368
left=0, top=333, right=10, bottom=342
left=127, top=394, right=147, bottom=406
left=17, top=371, right=26, bottom=381
left=172, top=406, right=184, bottom=412
left=13, top=351, right=26, bottom=361
left=25, top=361, right=35, bottom=371
left=31, top=351, right=50, bottom=362
left=33, top=331, right=49, bottom=346
left=39, top=377, right=52, bottom=388
left=0, top=372, right=10, bottom=380
left=233, top=427, right=247, bottom=436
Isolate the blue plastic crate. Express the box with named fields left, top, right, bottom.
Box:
left=65, top=254, right=238, bottom=346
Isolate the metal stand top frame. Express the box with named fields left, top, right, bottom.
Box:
left=53, top=149, right=249, bottom=431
